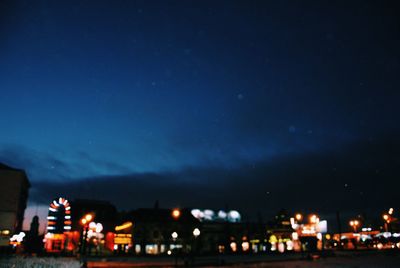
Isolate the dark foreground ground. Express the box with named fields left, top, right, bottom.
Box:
left=85, top=250, right=400, bottom=268
left=1, top=250, right=399, bottom=268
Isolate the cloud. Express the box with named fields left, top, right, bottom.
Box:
left=27, top=134, right=400, bottom=223
left=0, top=144, right=133, bottom=182
left=0, top=144, right=73, bottom=181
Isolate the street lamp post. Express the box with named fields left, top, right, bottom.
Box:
left=80, top=214, right=94, bottom=256
left=171, top=232, right=179, bottom=267
left=191, top=228, right=200, bottom=266
left=383, top=214, right=390, bottom=232
left=192, top=228, right=200, bottom=253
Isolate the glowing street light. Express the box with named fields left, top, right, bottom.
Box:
left=383, top=213, right=391, bottom=232
left=295, top=213, right=303, bottom=222
left=80, top=213, right=94, bottom=255
left=171, top=232, right=178, bottom=240
left=172, top=209, right=181, bottom=219
left=193, top=228, right=200, bottom=238
left=349, top=220, right=360, bottom=232
left=388, top=208, right=394, bottom=215
left=81, top=213, right=94, bottom=226
left=309, top=214, right=319, bottom=224
left=85, top=214, right=93, bottom=222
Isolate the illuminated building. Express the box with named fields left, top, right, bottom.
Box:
left=119, top=207, right=253, bottom=255
left=0, top=163, right=30, bottom=249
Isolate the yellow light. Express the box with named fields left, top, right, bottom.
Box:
left=388, top=208, right=394, bottom=215
left=85, top=214, right=93, bottom=222
left=172, top=209, right=181, bottom=219
left=309, top=214, right=319, bottom=224
left=2, top=230, right=10, bottom=235
left=269, top=235, right=278, bottom=243
left=383, top=214, right=389, bottom=221
left=81, top=219, right=87, bottom=225
left=325, top=234, right=331, bottom=240
left=295, top=213, right=302, bottom=221
left=115, top=222, right=133, bottom=231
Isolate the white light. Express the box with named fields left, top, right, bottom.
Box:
left=49, top=207, right=57, bottom=212
left=217, top=210, right=227, bottom=219
left=278, top=242, right=285, bottom=253
left=114, top=245, right=118, bottom=250
left=241, top=241, right=250, bottom=251
left=317, top=233, right=322, bottom=240
left=65, top=215, right=71, bottom=219
left=53, top=200, right=60, bottom=207
left=383, top=232, right=391, bottom=238
left=171, top=232, right=178, bottom=239
left=317, top=220, right=328, bottom=233
left=203, top=210, right=215, bottom=220
left=64, top=226, right=71, bottom=230
left=47, top=226, right=55, bottom=230
left=167, top=250, right=172, bottom=255
left=59, top=198, right=63, bottom=204
left=286, top=240, right=294, bottom=251
left=191, top=209, right=204, bottom=220
left=292, top=232, right=299, bottom=240
left=45, top=233, right=53, bottom=238
left=10, top=232, right=25, bottom=243
left=96, top=223, right=103, bottom=233
left=65, top=206, right=71, bottom=210
left=47, top=216, right=56, bottom=220
left=63, top=199, right=68, bottom=205
left=193, top=228, right=200, bottom=237
left=228, top=210, right=241, bottom=222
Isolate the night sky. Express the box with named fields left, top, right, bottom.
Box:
left=1, top=1, right=399, bottom=232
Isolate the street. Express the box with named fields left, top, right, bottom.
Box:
left=86, top=250, right=400, bottom=267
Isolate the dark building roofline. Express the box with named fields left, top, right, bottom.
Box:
left=0, top=162, right=31, bottom=187
left=0, top=162, right=22, bottom=171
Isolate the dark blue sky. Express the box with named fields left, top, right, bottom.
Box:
left=1, top=1, right=399, bottom=227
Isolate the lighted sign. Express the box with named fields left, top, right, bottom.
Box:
left=114, top=234, right=132, bottom=245
left=316, top=220, right=327, bottom=233
left=46, top=197, right=71, bottom=234
left=115, top=222, right=133, bottom=231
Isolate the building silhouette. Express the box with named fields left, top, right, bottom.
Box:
left=0, top=163, right=30, bottom=248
